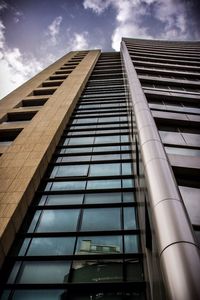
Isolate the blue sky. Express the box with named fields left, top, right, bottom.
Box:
left=0, top=0, right=200, bottom=99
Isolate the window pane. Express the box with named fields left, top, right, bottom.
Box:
left=124, top=207, right=137, bottom=229
left=125, top=259, right=144, bottom=282
left=84, top=192, right=121, bottom=204
left=11, top=290, right=66, bottom=300
left=69, top=137, right=94, bottom=145
left=49, top=181, right=86, bottom=191
left=42, top=194, right=84, bottom=205
left=122, top=179, right=134, bottom=188
left=14, top=261, right=71, bottom=283
left=123, top=192, right=135, bottom=202
left=95, top=136, right=120, bottom=144
left=76, top=236, right=122, bottom=255
left=122, top=163, right=132, bottom=175
left=81, top=208, right=121, bottom=231
left=67, top=291, right=145, bottom=300
left=89, top=163, right=120, bottom=176
left=71, top=259, right=123, bottom=282
left=86, top=180, right=121, bottom=190
left=54, top=165, right=89, bottom=177
left=124, top=235, right=139, bottom=253
left=22, top=237, right=76, bottom=256
left=34, top=209, right=79, bottom=232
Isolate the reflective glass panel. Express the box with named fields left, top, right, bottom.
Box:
left=11, top=261, right=71, bottom=283
left=89, top=163, right=120, bottom=176
left=84, top=192, right=121, bottom=204
left=54, top=164, right=89, bottom=177
left=125, top=259, right=144, bottom=282
left=49, top=181, right=86, bottom=191
left=124, top=235, right=139, bottom=253
left=71, top=259, right=123, bottom=282
left=10, top=290, right=66, bottom=300
left=41, top=194, right=84, bottom=205
left=81, top=208, right=121, bottom=231
left=30, top=209, right=79, bottom=232
left=20, top=237, right=75, bottom=256
left=76, top=236, right=122, bottom=255
left=86, top=179, right=121, bottom=189
left=124, top=207, right=137, bottom=229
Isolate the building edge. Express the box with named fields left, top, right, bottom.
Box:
left=121, top=40, right=200, bottom=300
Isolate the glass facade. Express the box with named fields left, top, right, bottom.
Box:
left=0, top=53, right=145, bottom=299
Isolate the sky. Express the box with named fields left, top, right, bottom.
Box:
left=0, top=0, right=200, bottom=100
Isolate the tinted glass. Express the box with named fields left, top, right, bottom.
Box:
left=76, top=236, right=122, bottom=255
left=81, top=208, right=121, bottom=231
left=30, top=209, right=79, bottom=232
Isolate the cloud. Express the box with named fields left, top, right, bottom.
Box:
left=46, top=16, right=63, bottom=46
left=70, top=32, right=89, bottom=50
left=83, top=0, right=198, bottom=51
left=0, top=20, right=42, bottom=99
left=0, top=1, right=7, bottom=11
left=83, top=0, right=111, bottom=14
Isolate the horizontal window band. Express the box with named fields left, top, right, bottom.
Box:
left=31, top=202, right=138, bottom=211
left=9, top=253, right=144, bottom=262
left=48, top=159, right=133, bottom=167
left=37, top=187, right=137, bottom=195
left=2, top=281, right=146, bottom=290
left=17, top=229, right=141, bottom=238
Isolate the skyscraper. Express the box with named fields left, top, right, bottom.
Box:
left=0, top=39, right=199, bottom=300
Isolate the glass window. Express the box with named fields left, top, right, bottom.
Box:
left=123, top=192, right=135, bottom=202
left=29, top=209, right=79, bottom=232
left=60, top=147, right=92, bottom=154
left=81, top=208, right=121, bottom=231
left=124, top=207, right=137, bottom=229
left=20, top=237, right=76, bottom=256
left=67, top=291, right=145, bottom=299
left=124, top=235, right=139, bottom=253
left=121, top=135, right=129, bottom=142
left=54, top=165, right=89, bottom=178
left=122, top=163, right=132, bottom=175
left=86, top=179, right=121, bottom=190
left=95, top=136, right=120, bottom=144
left=125, top=259, right=144, bottom=282
left=91, top=154, right=120, bottom=161
left=58, top=156, right=91, bottom=163
left=84, top=192, right=121, bottom=204
left=48, top=181, right=86, bottom=191
left=9, top=290, right=66, bottom=300
left=69, top=137, right=94, bottom=145
left=9, top=261, right=71, bottom=283
left=122, top=179, right=134, bottom=188
left=92, top=145, right=120, bottom=152
left=71, top=259, right=123, bottom=283
left=76, top=236, right=122, bottom=255
left=89, top=163, right=120, bottom=176
left=40, top=194, right=84, bottom=205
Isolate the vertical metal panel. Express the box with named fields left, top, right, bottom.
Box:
left=121, top=40, right=200, bottom=300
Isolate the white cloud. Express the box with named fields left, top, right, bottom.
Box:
left=0, top=20, right=42, bottom=99
left=83, top=0, right=111, bottom=14
left=112, top=23, right=152, bottom=51
left=83, top=0, right=193, bottom=50
left=70, top=32, right=89, bottom=50
left=46, top=16, right=63, bottom=46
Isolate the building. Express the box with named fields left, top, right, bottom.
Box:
left=0, top=38, right=199, bottom=299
